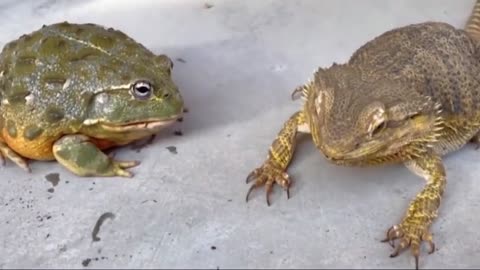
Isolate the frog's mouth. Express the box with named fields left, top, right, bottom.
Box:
left=99, top=116, right=180, bottom=133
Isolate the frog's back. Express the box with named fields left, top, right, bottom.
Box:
left=0, top=22, right=160, bottom=114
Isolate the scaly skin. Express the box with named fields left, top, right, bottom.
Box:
left=245, top=111, right=307, bottom=206
left=382, top=152, right=446, bottom=266
left=246, top=1, right=480, bottom=269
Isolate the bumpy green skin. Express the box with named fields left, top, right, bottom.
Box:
left=0, top=22, right=184, bottom=176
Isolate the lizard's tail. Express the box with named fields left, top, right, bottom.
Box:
left=465, top=0, right=480, bottom=42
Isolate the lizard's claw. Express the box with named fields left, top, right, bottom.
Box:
left=381, top=222, right=435, bottom=270
left=245, top=160, right=291, bottom=206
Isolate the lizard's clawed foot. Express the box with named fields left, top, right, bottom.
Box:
left=381, top=222, right=435, bottom=270
left=245, top=160, right=291, bottom=206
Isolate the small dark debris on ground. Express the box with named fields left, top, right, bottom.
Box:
left=211, top=245, right=217, bottom=250
left=166, top=146, right=178, bottom=154
left=183, top=108, right=189, bottom=113
left=177, top=117, right=183, bottom=122
left=204, top=2, right=214, bottom=9
left=47, top=188, right=54, bottom=193
left=176, top=57, right=187, bottom=63
left=174, top=130, right=183, bottom=136
left=141, top=199, right=158, bottom=204
left=92, top=212, right=116, bottom=242
left=45, top=173, right=60, bottom=186
left=82, top=258, right=91, bottom=267
left=82, top=256, right=108, bottom=267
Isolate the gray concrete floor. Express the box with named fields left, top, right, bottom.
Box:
left=0, top=0, right=479, bottom=268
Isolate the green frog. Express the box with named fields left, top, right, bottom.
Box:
left=0, top=22, right=184, bottom=177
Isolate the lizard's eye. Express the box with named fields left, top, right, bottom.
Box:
left=408, top=113, right=421, bottom=121
left=370, top=121, right=386, bottom=137
left=363, top=102, right=387, bottom=138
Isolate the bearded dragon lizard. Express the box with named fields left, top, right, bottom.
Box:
left=246, top=1, right=480, bottom=268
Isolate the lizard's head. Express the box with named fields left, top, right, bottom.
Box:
left=305, top=64, right=443, bottom=162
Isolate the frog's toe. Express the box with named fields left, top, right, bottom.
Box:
left=117, top=160, right=140, bottom=169
left=0, top=141, right=30, bottom=172
left=111, top=160, right=140, bottom=177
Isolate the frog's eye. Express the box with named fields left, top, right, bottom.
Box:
left=131, top=81, right=153, bottom=100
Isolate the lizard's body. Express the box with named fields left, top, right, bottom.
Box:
left=246, top=1, right=480, bottom=269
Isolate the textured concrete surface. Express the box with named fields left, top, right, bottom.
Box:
left=1, top=0, right=479, bottom=269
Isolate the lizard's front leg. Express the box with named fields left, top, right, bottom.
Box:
left=53, top=134, right=139, bottom=177
left=382, top=152, right=446, bottom=269
left=246, top=111, right=309, bottom=206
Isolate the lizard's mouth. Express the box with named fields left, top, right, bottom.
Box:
left=325, top=142, right=386, bottom=162
left=348, top=143, right=385, bottom=159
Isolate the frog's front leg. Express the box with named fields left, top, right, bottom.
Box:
left=53, top=134, right=139, bottom=177
left=382, top=152, right=446, bottom=269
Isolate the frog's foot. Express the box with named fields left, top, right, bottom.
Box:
left=53, top=134, right=140, bottom=177
left=245, top=160, right=291, bottom=206
left=0, top=141, right=30, bottom=172
left=381, top=220, right=435, bottom=270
